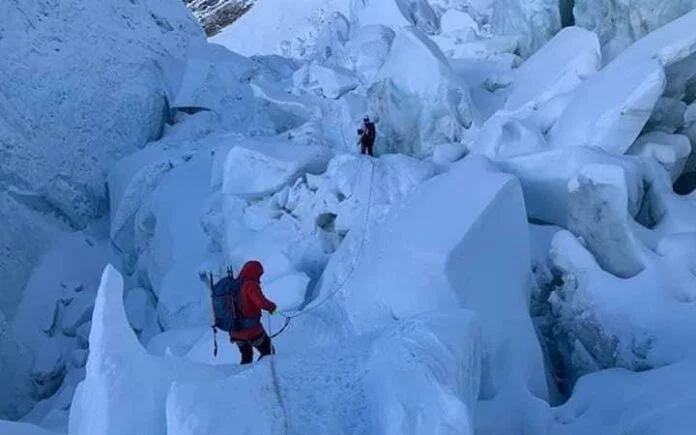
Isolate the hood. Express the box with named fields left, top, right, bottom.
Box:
left=238, top=260, right=264, bottom=281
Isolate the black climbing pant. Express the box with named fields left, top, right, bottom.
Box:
left=235, top=332, right=274, bottom=365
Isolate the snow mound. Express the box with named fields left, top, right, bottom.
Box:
left=504, top=27, right=601, bottom=112
left=314, top=155, right=548, bottom=430
left=222, top=141, right=335, bottom=198
left=167, top=311, right=481, bottom=435
left=68, top=265, right=225, bottom=435
left=210, top=0, right=349, bottom=58
left=490, top=0, right=561, bottom=58
left=368, top=26, right=475, bottom=156
left=551, top=359, right=696, bottom=434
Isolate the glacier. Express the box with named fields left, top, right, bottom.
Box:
left=3, top=0, right=696, bottom=433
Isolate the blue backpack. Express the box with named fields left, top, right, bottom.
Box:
left=209, top=269, right=260, bottom=333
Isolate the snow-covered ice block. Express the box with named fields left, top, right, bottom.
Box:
left=344, top=25, right=396, bottom=83
left=567, top=164, right=646, bottom=278
left=124, top=287, right=156, bottom=332
left=368, top=26, right=475, bottom=156
left=263, top=272, right=310, bottom=312
left=146, top=328, right=208, bottom=358
left=547, top=59, right=665, bottom=155
left=432, top=142, right=469, bottom=165
left=646, top=97, right=688, bottom=133
left=167, top=311, right=481, bottom=435
left=551, top=359, right=696, bottom=434
left=684, top=102, right=696, bottom=125
left=440, top=9, right=479, bottom=37
left=350, top=0, right=435, bottom=33
left=222, top=141, right=334, bottom=198
left=627, top=132, right=692, bottom=181
left=472, top=114, right=549, bottom=159
left=574, top=0, right=696, bottom=62
left=107, top=147, right=180, bottom=253
left=0, top=421, right=61, bottom=435
left=68, top=265, right=225, bottom=435
left=499, top=147, right=646, bottom=227
left=504, top=27, right=601, bottom=112
left=293, top=63, right=359, bottom=99
left=490, top=0, right=561, bottom=58
left=171, top=41, right=260, bottom=129
left=314, top=156, right=548, bottom=429
left=547, top=230, right=696, bottom=383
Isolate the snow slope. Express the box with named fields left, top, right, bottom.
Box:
left=210, top=0, right=350, bottom=58
left=168, top=311, right=481, bottom=435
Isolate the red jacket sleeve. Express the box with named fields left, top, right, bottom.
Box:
left=248, top=282, right=277, bottom=313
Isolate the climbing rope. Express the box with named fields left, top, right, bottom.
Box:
left=280, top=157, right=376, bottom=321
left=265, top=156, right=376, bottom=435
left=267, top=315, right=290, bottom=435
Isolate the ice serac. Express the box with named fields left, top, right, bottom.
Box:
left=171, top=41, right=261, bottom=130
left=499, top=147, right=645, bottom=227
left=548, top=229, right=696, bottom=384
left=315, top=156, right=548, bottom=430
left=368, top=26, right=475, bottom=156
left=549, top=9, right=696, bottom=155
left=566, top=164, right=646, bottom=278
left=574, top=0, right=696, bottom=62
left=107, top=147, right=182, bottom=255
left=222, top=140, right=335, bottom=198
left=504, top=27, right=601, bottom=112
left=344, top=25, right=396, bottom=83
left=69, top=265, right=224, bottom=435
left=167, top=311, right=481, bottom=435
left=547, top=59, right=666, bottom=155
left=490, top=0, right=561, bottom=58
left=627, top=132, right=692, bottom=182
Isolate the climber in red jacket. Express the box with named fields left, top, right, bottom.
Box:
left=229, top=260, right=278, bottom=364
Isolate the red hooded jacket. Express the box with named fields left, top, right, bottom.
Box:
left=229, top=260, right=277, bottom=341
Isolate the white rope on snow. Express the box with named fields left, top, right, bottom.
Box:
left=267, top=156, right=377, bottom=435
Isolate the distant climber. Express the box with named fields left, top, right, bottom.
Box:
left=357, top=115, right=376, bottom=156
left=208, top=260, right=278, bottom=364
